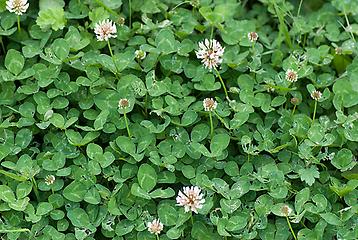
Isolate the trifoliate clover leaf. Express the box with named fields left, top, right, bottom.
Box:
left=298, top=166, right=320, bottom=186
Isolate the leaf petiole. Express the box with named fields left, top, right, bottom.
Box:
left=214, top=67, right=229, bottom=100
left=123, top=109, right=132, bottom=138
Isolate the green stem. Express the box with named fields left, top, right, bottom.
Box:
left=156, top=234, right=160, bottom=240
left=312, top=100, right=317, bottom=124
left=209, top=111, right=214, bottom=138
left=261, top=85, right=296, bottom=92
left=31, top=177, right=40, bottom=202
left=212, top=111, right=230, bottom=130
left=273, top=2, right=292, bottom=49
left=291, top=104, right=296, bottom=116
left=0, top=228, right=30, bottom=233
left=242, top=0, right=248, bottom=8
left=286, top=216, right=297, bottom=240
left=0, top=169, right=27, bottom=181
left=344, top=10, right=356, bottom=42
left=300, top=219, right=308, bottom=229
left=107, top=40, right=120, bottom=79
left=214, top=67, right=229, bottom=100
left=262, top=50, right=275, bottom=56
left=191, top=213, right=194, bottom=225
left=107, top=40, right=114, bottom=58
left=5, top=105, right=20, bottom=113
left=268, top=143, right=291, bottom=154
left=129, top=0, right=132, bottom=28
left=144, top=93, right=148, bottom=117
left=210, top=25, right=214, bottom=39
left=303, top=33, right=307, bottom=47
left=170, top=1, right=191, bottom=12
left=171, top=120, right=186, bottom=127
left=297, top=0, right=303, bottom=16
left=17, top=15, right=21, bottom=32
left=123, top=109, right=131, bottom=138
left=0, top=37, right=5, bottom=54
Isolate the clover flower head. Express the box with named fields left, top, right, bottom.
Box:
left=6, top=0, right=29, bottom=15
left=322, top=150, right=335, bottom=161
left=266, top=86, right=275, bottom=93
left=285, top=69, right=298, bottom=82
left=147, top=219, right=163, bottom=235
left=135, top=49, right=146, bottom=60
left=310, top=90, right=322, bottom=101
left=196, top=39, right=225, bottom=70
left=248, top=32, right=259, bottom=42
left=190, top=0, right=200, bottom=8
left=118, top=98, right=129, bottom=109
left=335, top=47, right=342, bottom=55
left=203, top=98, right=217, bottom=112
left=290, top=97, right=300, bottom=105
left=281, top=204, right=293, bottom=216
left=45, top=175, right=55, bottom=185
left=94, top=19, right=117, bottom=41
left=118, top=17, right=125, bottom=26
left=176, top=186, right=205, bottom=214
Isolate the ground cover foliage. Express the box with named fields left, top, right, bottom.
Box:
left=0, top=0, right=357, bottom=239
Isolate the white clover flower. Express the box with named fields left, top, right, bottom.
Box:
left=94, top=19, right=117, bottom=41
left=266, top=86, right=275, bottom=93
left=118, top=98, right=129, bottom=109
left=45, top=175, right=55, bottom=185
left=310, top=90, right=322, bottom=101
left=248, top=32, right=259, bottom=42
left=147, top=219, right=163, bottom=235
left=203, top=98, right=217, bottom=112
left=176, top=186, right=205, bottom=214
left=285, top=69, right=298, bottom=82
left=281, top=204, right=293, bottom=216
left=6, top=0, right=29, bottom=15
left=196, top=39, right=225, bottom=70
left=135, top=50, right=146, bottom=60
